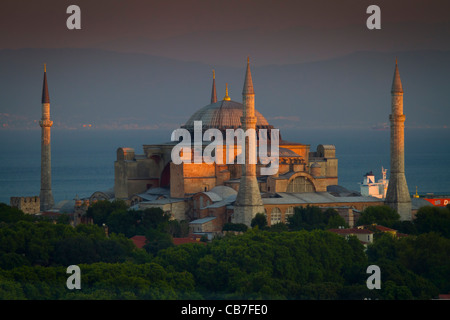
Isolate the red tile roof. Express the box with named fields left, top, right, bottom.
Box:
left=328, top=228, right=374, bottom=235
left=371, top=225, right=396, bottom=232
left=130, top=235, right=205, bottom=248
left=130, top=235, right=146, bottom=249
left=173, top=237, right=206, bottom=245
left=40, top=211, right=62, bottom=217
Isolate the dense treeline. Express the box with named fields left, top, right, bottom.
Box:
left=86, top=200, right=189, bottom=239
left=0, top=262, right=198, bottom=300
left=155, top=229, right=372, bottom=299
left=0, top=218, right=139, bottom=269
left=288, top=206, right=348, bottom=230
left=367, top=232, right=450, bottom=296
left=0, top=202, right=449, bottom=299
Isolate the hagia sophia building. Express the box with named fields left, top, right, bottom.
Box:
left=87, top=58, right=385, bottom=236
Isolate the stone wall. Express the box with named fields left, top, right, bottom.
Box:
left=10, top=196, right=40, bottom=214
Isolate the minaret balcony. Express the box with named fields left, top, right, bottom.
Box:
left=39, top=119, right=53, bottom=127
left=389, top=114, right=405, bottom=122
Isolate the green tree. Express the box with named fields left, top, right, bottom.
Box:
left=222, top=223, right=248, bottom=232
left=105, top=208, right=137, bottom=237
left=325, top=209, right=348, bottom=229
left=391, top=220, right=417, bottom=235
left=56, top=213, right=71, bottom=224
left=268, top=222, right=289, bottom=232
left=382, top=281, right=414, bottom=300
left=251, top=213, right=267, bottom=229
left=144, top=228, right=174, bottom=256
left=366, top=232, right=446, bottom=298
left=140, top=207, right=170, bottom=230
left=366, top=233, right=399, bottom=262
left=0, top=252, right=29, bottom=270
left=356, top=205, right=400, bottom=227
left=155, top=242, right=208, bottom=274
left=167, top=219, right=190, bottom=238
left=52, top=236, right=98, bottom=265
left=413, top=206, right=450, bottom=238
left=86, top=199, right=128, bottom=226
left=396, top=232, right=450, bottom=293
left=0, top=277, right=26, bottom=299
left=287, top=206, right=328, bottom=231
left=0, top=203, right=35, bottom=223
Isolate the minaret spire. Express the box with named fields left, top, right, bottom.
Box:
left=39, top=63, right=54, bottom=212
left=211, top=69, right=217, bottom=104
left=391, top=58, right=403, bottom=94
left=233, top=57, right=264, bottom=227
left=42, top=63, right=50, bottom=104
left=242, top=56, right=254, bottom=95
left=223, top=83, right=231, bottom=101
left=385, top=59, right=411, bottom=220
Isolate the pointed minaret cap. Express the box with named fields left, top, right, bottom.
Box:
left=211, top=69, right=217, bottom=103
left=391, top=58, right=403, bottom=93
left=223, top=83, right=231, bottom=101
left=42, top=63, right=50, bottom=104
left=242, top=56, right=254, bottom=95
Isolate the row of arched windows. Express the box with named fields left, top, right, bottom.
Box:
left=265, top=206, right=295, bottom=225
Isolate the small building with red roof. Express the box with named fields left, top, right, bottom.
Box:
left=328, top=227, right=374, bottom=245
left=130, top=235, right=205, bottom=249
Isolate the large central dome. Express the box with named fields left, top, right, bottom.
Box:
left=182, top=100, right=272, bottom=132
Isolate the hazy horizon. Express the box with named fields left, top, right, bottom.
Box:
left=1, top=48, right=449, bottom=132
left=1, top=1, right=449, bottom=131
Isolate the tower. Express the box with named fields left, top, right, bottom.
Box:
left=385, top=59, right=411, bottom=221
left=39, top=64, right=55, bottom=211
left=211, top=70, right=217, bottom=104
left=233, top=58, right=265, bottom=226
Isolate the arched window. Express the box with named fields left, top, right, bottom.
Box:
left=271, top=207, right=282, bottom=225
left=287, top=176, right=315, bottom=193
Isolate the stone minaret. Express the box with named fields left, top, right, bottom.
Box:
left=39, top=64, right=55, bottom=211
left=211, top=69, right=217, bottom=104
left=233, top=58, right=265, bottom=227
left=385, top=59, right=411, bottom=221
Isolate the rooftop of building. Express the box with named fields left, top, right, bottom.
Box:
left=130, top=235, right=203, bottom=248
left=328, top=228, right=374, bottom=235
left=190, top=217, right=217, bottom=224
left=262, top=191, right=382, bottom=206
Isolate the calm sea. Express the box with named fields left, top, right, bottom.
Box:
left=0, top=128, right=449, bottom=205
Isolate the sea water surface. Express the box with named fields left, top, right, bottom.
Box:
left=0, top=127, right=449, bottom=205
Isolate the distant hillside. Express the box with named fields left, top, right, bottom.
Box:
left=0, top=48, right=448, bottom=130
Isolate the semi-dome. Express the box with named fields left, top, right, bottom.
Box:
left=209, top=185, right=237, bottom=199
left=182, top=100, right=272, bottom=132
